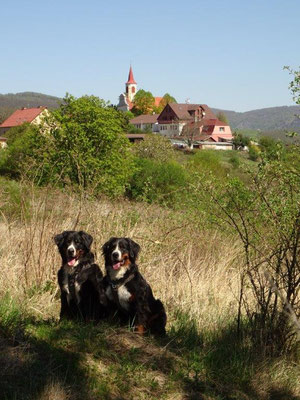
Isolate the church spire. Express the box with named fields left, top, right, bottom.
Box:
left=126, top=65, right=137, bottom=84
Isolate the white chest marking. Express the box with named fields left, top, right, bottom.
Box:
left=117, top=285, right=131, bottom=310
left=75, top=281, right=81, bottom=304
left=106, top=285, right=131, bottom=311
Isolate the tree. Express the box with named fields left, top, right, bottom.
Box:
left=155, top=93, right=177, bottom=113
left=49, top=94, right=135, bottom=196
left=0, top=95, right=135, bottom=197
left=232, top=132, right=250, bottom=150
left=132, top=134, right=176, bottom=162
left=216, top=111, right=229, bottom=124
left=131, top=89, right=155, bottom=115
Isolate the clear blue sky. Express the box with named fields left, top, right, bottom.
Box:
left=0, top=0, right=299, bottom=112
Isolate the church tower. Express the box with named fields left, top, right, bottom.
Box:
left=125, top=65, right=137, bottom=102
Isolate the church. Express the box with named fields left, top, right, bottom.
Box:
left=117, top=66, right=162, bottom=112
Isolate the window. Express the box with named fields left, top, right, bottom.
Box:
left=219, top=127, right=225, bottom=132
left=132, top=87, right=135, bottom=94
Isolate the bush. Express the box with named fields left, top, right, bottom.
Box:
left=188, top=150, right=229, bottom=178
left=0, top=95, right=135, bottom=197
left=248, top=144, right=260, bottom=161
left=132, top=134, right=176, bottom=163
left=129, top=157, right=188, bottom=206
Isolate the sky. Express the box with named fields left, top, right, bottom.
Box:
left=0, top=0, right=299, bottom=112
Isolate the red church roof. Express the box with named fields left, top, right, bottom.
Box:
left=126, top=66, right=137, bottom=84
left=0, top=107, right=47, bottom=128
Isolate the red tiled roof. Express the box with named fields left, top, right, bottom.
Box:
left=167, top=103, right=217, bottom=121
left=130, top=114, right=159, bottom=124
left=154, top=97, right=163, bottom=107
left=126, top=66, right=137, bottom=84
left=0, top=107, right=46, bottom=128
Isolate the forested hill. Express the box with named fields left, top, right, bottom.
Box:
left=0, top=92, right=299, bottom=133
left=212, top=105, right=300, bottom=132
left=0, top=92, right=61, bottom=123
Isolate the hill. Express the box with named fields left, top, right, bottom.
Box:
left=0, top=92, right=61, bottom=123
left=212, top=105, right=300, bottom=132
left=1, top=92, right=299, bottom=134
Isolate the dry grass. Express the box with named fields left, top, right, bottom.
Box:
left=0, top=183, right=240, bottom=330
left=1, top=182, right=299, bottom=399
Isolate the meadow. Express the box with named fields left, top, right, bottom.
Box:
left=0, top=174, right=299, bottom=400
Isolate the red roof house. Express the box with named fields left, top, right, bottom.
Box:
left=0, top=106, right=49, bottom=135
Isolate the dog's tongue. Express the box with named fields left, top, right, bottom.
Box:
left=68, top=258, right=76, bottom=266
left=113, top=262, right=121, bottom=270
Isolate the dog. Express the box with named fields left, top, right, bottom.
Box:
left=54, top=230, right=107, bottom=322
left=102, top=237, right=167, bottom=335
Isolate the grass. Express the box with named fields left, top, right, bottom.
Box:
left=0, top=180, right=299, bottom=399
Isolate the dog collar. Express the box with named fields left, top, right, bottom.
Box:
left=109, top=273, right=135, bottom=291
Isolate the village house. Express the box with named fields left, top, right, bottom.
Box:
left=129, top=114, right=160, bottom=132
left=129, top=101, right=233, bottom=149
left=0, top=106, right=49, bottom=136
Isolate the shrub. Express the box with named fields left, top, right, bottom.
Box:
left=132, top=134, right=176, bottom=163
left=248, top=144, right=260, bottom=161
left=129, top=157, right=188, bottom=206
left=188, top=150, right=229, bottom=178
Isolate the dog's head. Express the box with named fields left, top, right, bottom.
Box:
left=102, top=237, right=140, bottom=273
left=54, top=230, right=93, bottom=266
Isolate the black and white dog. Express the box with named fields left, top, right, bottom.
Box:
left=102, top=237, right=167, bottom=335
left=54, top=230, right=107, bottom=322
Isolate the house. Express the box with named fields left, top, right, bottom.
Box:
left=117, top=66, right=162, bottom=112
left=181, top=117, right=233, bottom=143
left=0, top=106, right=49, bottom=135
left=157, top=103, right=217, bottom=136
left=129, top=114, right=160, bottom=132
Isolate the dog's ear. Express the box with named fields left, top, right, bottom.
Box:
left=54, top=231, right=68, bottom=247
left=102, top=237, right=117, bottom=255
left=126, top=238, right=140, bottom=261
left=78, top=231, right=93, bottom=250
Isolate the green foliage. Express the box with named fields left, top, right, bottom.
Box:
left=233, top=132, right=250, bottom=149
left=259, top=136, right=285, bottom=160
left=154, top=93, right=177, bottom=113
left=132, top=134, right=176, bottom=162
left=129, top=158, right=188, bottom=206
left=188, top=150, right=229, bottom=178
left=228, top=153, right=240, bottom=168
left=49, top=94, right=135, bottom=197
left=248, top=144, right=260, bottom=161
left=0, top=95, right=135, bottom=197
left=216, top=111, right=229, bottom=124
left=195, top=160, right=300, bottom=354
left=284, top=66, right=300, bottom=105
left=0, top=177, right=30, bottom=220
left=0, top=123, right=53, bottom=182
left=131, top=89, right=155, bottom=115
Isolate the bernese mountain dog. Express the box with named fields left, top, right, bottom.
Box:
left=102, top=237, right=167, bottom=335
left=54, top=230, right=107, bottom=322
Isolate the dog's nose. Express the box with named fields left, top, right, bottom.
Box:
left=68, top=248, right=76, bottom=256
left=112, top=252, right=120, bottom=260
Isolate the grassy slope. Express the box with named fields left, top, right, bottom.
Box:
left=0, top=172, right=299, bottom=400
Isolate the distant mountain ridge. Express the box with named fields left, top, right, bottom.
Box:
left=0, top=92, right=61, bottom=110
left=0, top=92, right=299, bottom=132
left=212, top=105, right=300, bottom=132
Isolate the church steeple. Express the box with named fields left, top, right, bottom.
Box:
left=126, top=65, right=137, bottom=102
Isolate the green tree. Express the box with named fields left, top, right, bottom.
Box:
left=132, top=134, right=176, bottom=162
left=50, top=94, right=134, bottom=196
left=131, top=89, right=155, bottom=115
left=155, top=93, right=177, bottom=113
left=0, top=123, right=52, bottom=182
left=232, top=132, right=250, bottom=149
left=216, top=111, right=229, bottom=124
